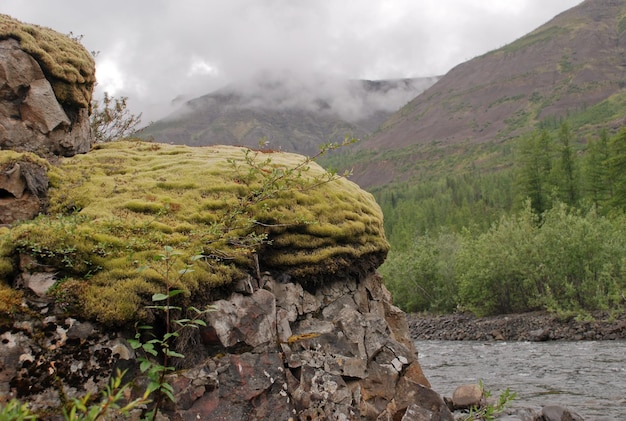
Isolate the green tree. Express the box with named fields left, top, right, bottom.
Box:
left=516, top=130, right=553, bottom=214
left=583, top=129, right=611, bottom=209
left=608, top=127, right=626, bottom=210
left=555, top=122, right=578, bottom=205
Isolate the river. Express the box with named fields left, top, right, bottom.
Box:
left=415, top=340, right=626, bottom=419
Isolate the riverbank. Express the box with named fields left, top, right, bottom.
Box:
left=407, top=310, right=626, bottom=341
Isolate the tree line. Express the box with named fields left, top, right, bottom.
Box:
left=378, top=122, right=626, bottom=317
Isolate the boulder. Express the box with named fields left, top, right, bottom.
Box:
left=0, top=15, right=95, bottom=156
left=451, top=383, right=483, bottom=409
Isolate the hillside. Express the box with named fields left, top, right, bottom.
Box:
left=139, top=76, right=438, bottom=156
left=344, top=0, right=626, bottom=188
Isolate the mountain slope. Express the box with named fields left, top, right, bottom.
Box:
left=347, top=0, right=626, bottom=188
left=140, top=76, right=438, bottom=156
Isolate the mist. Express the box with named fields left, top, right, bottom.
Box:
left=168, top=70, right=439, bottom=125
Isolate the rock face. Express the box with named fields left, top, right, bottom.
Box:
left=0, top=15, right=95, bottom=224
left=1, top=270, right=452, bottom=421
left=0, top=37, right=92, bottom=157
left=0, top=153, right=49, bottom=224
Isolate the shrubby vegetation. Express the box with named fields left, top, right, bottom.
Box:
left=90, top=92, right=142, bottom=143
left=379, top=122, right=626, bottom=317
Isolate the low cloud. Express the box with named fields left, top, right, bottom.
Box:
left=199, top=70, right=440, bottom=123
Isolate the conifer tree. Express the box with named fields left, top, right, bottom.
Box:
left=608, top=127, right=626, bottom=210
left=583, top=129, right=611, bottom=209
left=516, top=129, right=552, bottom=215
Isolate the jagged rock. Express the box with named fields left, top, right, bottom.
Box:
left=0, top=191, right=40, bottom=224
left=203, top=288, right=277, bottom=352
left=20, top=78, right=70, bottom=134
left=0, top=156, right=49, bottom=224
left=0, top=163, right=27, bottom=198
left=399, top=403, right=437, bottom=421
left=16, top=272, right=56, bottom=297
left=387, top=379, right=453, bottom=421
left=0, top=271, right=454, bottom=421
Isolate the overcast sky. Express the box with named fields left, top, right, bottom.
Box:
left=1, top=0, right=582, bottom=123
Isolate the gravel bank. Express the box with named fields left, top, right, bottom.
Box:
left=407, top=311, right=626, bottom=341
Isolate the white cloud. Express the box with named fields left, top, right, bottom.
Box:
left=0, top=0, right=583, bottom=122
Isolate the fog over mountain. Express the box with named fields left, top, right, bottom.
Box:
left=169, top=71, right=439, bottom=124
left=142, top=72, right=439, bottom=154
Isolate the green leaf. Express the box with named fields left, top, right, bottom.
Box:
left=165, top=349, right=185, bottom=358
left=142, top=343, right=158, bottom=356
left=163, top=332, right=179, bottom=341
left=152, top=293, right=168, bottom=302
left=192, top=319, right=207, bottom=327
left=168, top=289, right=185, bottom=298
left=127, top=339, right=141, bottom=349
left=145, top=381, right=160, bottom=394
left=161, top=382, right=175, bottom=393
left=139, top=360, right=152, bottom=373
left=162, top=389, right=176, bottom=403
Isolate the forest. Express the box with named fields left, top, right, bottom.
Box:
left=374, top=122, right=626, bottom=317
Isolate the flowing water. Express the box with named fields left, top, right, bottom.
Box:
left=415, top=340, right=626, bottom=419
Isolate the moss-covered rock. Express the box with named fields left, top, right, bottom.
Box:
left=1, top=141, right=388, bottom=325
left=0, top=14, right=95, bottom=109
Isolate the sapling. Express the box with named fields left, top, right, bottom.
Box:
left=128, top=246, right=216, bottom=421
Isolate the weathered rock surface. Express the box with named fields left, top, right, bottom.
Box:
left=0, top=38, right=92, bottom=157
left=0, top=271, right=453, bottom=421
left=0, top=15, right=95, bottom=224
left=450, top=383, right=483, bottom=410
left=0, top=157, right=49, bottom=224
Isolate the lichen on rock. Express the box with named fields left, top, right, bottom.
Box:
left=1, top=141, right=389, bottom=325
